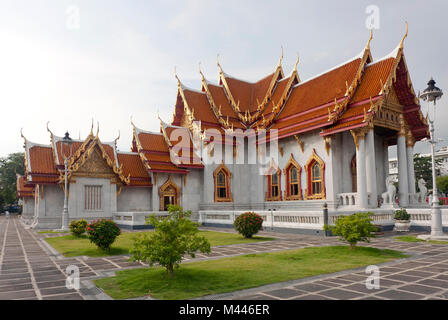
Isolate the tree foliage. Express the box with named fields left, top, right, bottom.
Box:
left=324, top=212, right=377, bottom=249
left=0, top=152, right=25, bottom=208
left=414, top=153, right=443, bottom=191
left=130, top=205, right=211, bottom=276
left=437, top=175, right=448, bottom=195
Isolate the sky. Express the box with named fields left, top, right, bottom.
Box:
left=0, top=0, right=447, bottom=158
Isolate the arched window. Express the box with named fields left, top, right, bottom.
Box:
left=214, top=164, right=232, bottom=202
left=266, top=162, right=281, bottom=201
left=159, top=176, right=180, bottom=211
left=305, top=149, right=326, bottom=199
left=284, top=154, right=302, bottom=200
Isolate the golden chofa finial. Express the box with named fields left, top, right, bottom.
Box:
left=399, top=21, right=408, bottom=49
left=366, top=28, right=373, bottom=50
left=293, top=53, right=300, bottom=72
left=174, top=66, right=182, bottom=88
left=90, top=118, right=94, bottom=135
left=46, top=121, right=54, bottom=135
left=130, top=115, right=136, bottom=128
left=96, top=121, right=100, bottom=138
left=278, top=46, right=284, bottom=68
left=114, top=130, right=121, bottom=146
left=20, top=128, right=26, bottom=141
left=199, top=62, right=205, bottom=81
left=216, top=54, right=224, bottom=73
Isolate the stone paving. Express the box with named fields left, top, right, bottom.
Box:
left=0, top=216, right=83, bottom=300
left=1, top=215, right=448, bottom=300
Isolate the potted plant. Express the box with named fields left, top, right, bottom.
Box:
left=393, top=208, right=411, bottom=232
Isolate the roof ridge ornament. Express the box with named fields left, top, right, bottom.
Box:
left=46, top=121, right=54, bottom=136
left=366, top=28, right=373, bottom=51
left=90, top=118, right=94, bottom=136
left=114, top=130, right=120, bottom=146
left=293, top=53, right=300, bottom=72
left=20, top=128, right=27, bottom=142
left=277, top=46, right=284, bottom=68
left=399, top=21, right=408, bottom=49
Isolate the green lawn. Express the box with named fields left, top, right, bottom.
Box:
left=45, top=230, right=274, bottom=257
left=395, top=235, right=448, bottom=245
left=37, top=230, right=70, bottom=234
left=94, top=246, right=407, bottom=300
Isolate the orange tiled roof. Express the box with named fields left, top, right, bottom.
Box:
left=224, top=73, right=276, bottom=113
left=117, top=152, right=152, bottom=186
left=28, top=145, right=59, bottom=175
left=183, top=89, right=220, bottom=126
left=137, top=132, right=169, bottom=152
left=17, top=175, right=34, bottom=197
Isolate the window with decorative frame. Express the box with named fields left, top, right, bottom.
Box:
left=284, top=154, right=302, bottom=200
left=304, top=149, right=326, bottom=199
left=84, top=185, right=102, bottom=211
left=266, top=162, right=282, bottom=201
left=213, top=163, right=232, bottom=202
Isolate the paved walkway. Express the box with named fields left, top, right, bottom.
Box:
left=1, top=215, right=448, bottom=300
left=0, top=215, right=83, bottom=299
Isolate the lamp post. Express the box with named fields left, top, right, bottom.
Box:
left=61, top=132, right=73, bottom=230
left=418, top=78, right=447, bottom=239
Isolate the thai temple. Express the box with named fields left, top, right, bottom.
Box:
left=17, top=27, right=433, bottom=233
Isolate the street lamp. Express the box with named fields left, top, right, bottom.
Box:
left=61, top=132, right=73, bottom=230
left=418, top=78, right=447, bottom=239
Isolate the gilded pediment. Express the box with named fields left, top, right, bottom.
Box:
left=72, top=147, right=116, bottom=179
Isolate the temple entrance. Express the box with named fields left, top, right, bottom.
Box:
left=163, top=194, right=175, bottom=211
left=159, top=177, right=180, bottom=211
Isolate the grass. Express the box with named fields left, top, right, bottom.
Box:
left=94, top=246, right=407, bottom=300
left=45, top=230, right=274, bottom=257
left=395, top=235, right=448, bottom=245
left=37, top=230, right=70, bottom=234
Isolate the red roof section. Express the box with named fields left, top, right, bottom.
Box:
left=17, top=175, right=34, bottom=197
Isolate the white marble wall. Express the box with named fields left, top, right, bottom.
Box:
left=117, top=187, right=151, bottom=212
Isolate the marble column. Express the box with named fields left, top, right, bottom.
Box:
left=366, top=129, right=377, bottom=207
left=397, top=134, right=409, bottom=207
left=383, top=141, right=389, bottom=194
left=355, top=133, right=368, bottom=208
left=406, top=138, right=416, bottom=204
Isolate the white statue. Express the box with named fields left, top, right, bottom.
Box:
left=382, top=176, right=397, bottom=205
left=417, top=178, right=427, bottom=203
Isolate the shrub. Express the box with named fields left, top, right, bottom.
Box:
left=324, top=212, right=377, bottom=249
left=130, top=205, right=210, bottom=276
left=233, top=212, right=263, bottom=238
left=86, top=219, right=121, bottom=251
left=69, top=219, right=88, bottom=237
left=394, top=208, right=410, bottom=221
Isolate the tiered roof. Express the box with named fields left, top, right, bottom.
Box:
left=172, top=26, right=429, bottom=143
left=20, top=125, right=153, bottom=191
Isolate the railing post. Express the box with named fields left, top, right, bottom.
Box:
left=323, top=202, right=329, bottom=236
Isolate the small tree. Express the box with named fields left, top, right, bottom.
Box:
left=325, top=212, right=377, bottom=249
left=130, top=205, right=210, bottom=276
